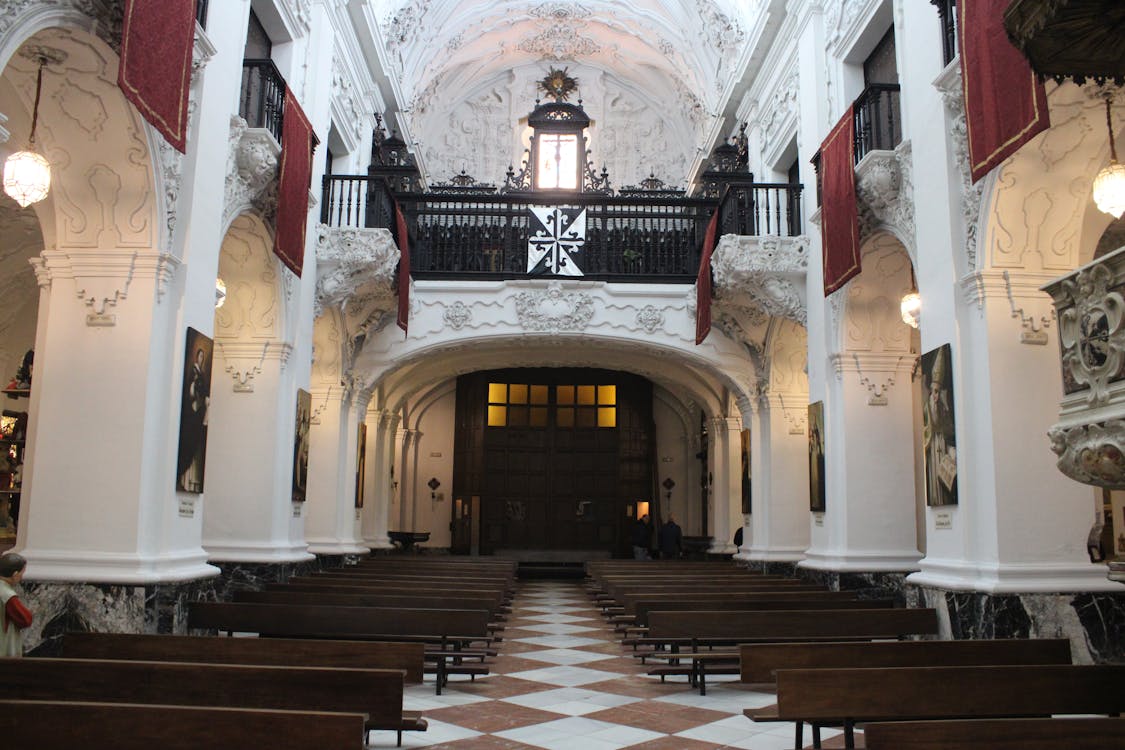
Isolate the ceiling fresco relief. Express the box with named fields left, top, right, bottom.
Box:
left=372, top=0, right=755, bottom=187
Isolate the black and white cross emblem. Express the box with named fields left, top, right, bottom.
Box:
left=527, top=205, right=586, bottom=277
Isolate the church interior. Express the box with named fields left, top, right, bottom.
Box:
left=0, top=0, right=1124, bottom=746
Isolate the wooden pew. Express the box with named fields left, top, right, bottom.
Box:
left=237, top=589, right=507, bottom=620
left=60, top=632, right=425, bottom=684
left=738, top=638, right=1073, bottom=683
left=1, top=657, right=425, bottom=746
left=863, top=717, right=1125, bottom=750
left=0, top=700, right=367, bottom=750
left=278, top=580, right=508, bottom=610
left=188, top=602, right=494, bottom=690
left=748, top=664, right=1125, bottom=749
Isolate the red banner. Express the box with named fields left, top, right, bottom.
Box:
left=118, top=0, right=195, bottom=152
left=274, top=90, right=314, bottom=277
left=820, top=106, right=861, bottom=296
left=395, top=201, right=410, bottom=336
left=695, top=209, right=719, bottom=345
left=959, top=0, right=1049, bottom=183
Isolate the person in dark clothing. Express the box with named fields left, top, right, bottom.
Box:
left=631, top=514, right=652, bottom=559
left=658, top=515, right=683, bottom=559
left=733, top=526, right=744, bottom=549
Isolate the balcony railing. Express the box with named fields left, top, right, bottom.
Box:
left=195, top=0, right=209, bottom=27
left=931, top=0, right=958, bottom=66
left=853, top=83, right=902, bottom=163
left=321, top=176, right=805, bottom=282
left=240, top=59, right=286, bottom=143
left=718, top=182, right=804, bottom=238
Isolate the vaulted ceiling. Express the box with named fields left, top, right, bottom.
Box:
left=362, top=0, right=773, bottom=189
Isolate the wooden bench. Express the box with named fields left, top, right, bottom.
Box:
left=60, top=631, right=427, bottom=687
left=747, top=664, right=1125, bottom=749
left=241, top=588, right=507, bottom=619
left=863, top=717, right=1125, bottom=750
left=279, top=580, right=509, bottom=610
left=3, top=657, right=424, bottom=746
left=0, top=699, right=367, bottom=750
left=188, top=602, right=494, bottom=689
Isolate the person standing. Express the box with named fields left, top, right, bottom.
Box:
left=0, top=552, right=32, bottom=657
left=631, top=513, right=652, bottom=559
left=658, top=515, right=683, bottom=559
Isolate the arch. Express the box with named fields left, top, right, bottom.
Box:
left=839, top=232, right=915, bottom=356
left=215, top=213, right=284, bottom=348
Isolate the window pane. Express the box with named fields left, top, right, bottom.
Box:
left=487, top=405, right=507, bottom=426
left=509, top=406, right=528, bottom=426
left=598, top=407, right=616, bottom=428
left=530, top=385, right=549, bottom=404
left=488, top=383, right=507, bottom=404
left=577, top=385, right=596, bottom=405
left=530, top=407, right=548, bottom=427
left=557, top=408, right=574, bottom=427
left=598, top=385, right=616, bottom=405
left=557, top=386, right=575, bottom=405
left=577, top=408, right=597, bottom=428
left=509, top=384, right=528, bottom=404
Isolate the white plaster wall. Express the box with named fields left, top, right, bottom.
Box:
left=410, top=388, right=455, bottom=549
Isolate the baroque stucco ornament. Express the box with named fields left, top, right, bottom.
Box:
left=314, top=225, right=398, bottom=317
left=855, top=141, right=915, bottom=245
left=711, top=234, right=809, bottom=325
left=223, top=117, right=280, bottom=228
left=443, top=300, right=472, bottom=330
left=514, top=281, right=594, bottom=332
left=1048, top=420, right=1125, bottom=488
left=1050, top=260, right=1125, bottom=405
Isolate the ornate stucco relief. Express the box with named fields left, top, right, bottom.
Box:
left=934, top=60, right=983, bottom=273
left=223, top=117, right=280, bottom=230
left=855, top=140, right=915, bottom=250
left=514, top=281, right=595, bottom=332
left=712, top=234, right=810, bottom=326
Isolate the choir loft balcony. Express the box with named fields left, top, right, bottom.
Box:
left=240, top=58, right=286, bottom=143
left=319, top=176, right=804, bottom=283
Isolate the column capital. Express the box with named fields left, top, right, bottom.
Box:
left=31, top=248, right=180, bottom=323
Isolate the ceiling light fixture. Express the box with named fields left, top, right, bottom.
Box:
left=3, top=49, right=63, bottom=208
left=1093, top=95, right=1125, bottom=219
left=214, top=278, right=227, bottom=309
left=901, top=266, right=920, bottom=329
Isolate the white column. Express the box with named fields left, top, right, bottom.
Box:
left=395, top=427, right=414, bottom=531
left=910, top=272, right=1119, bottom=592
left=802, top=353, right=922, bottom=572
left=360, top=408, right=392, bottom=549
left=304, top=387, right=366, bottom=555
left=741, top=394, right=811, bottom=562
left=202, top=342, right=311, bottom=562
left=708, top=416, right=743, bottom=554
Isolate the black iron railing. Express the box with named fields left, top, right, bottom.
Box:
left=931, top=0, right=957, bottom=66
left=853, top=83, right=902, bottom=162
left=240, top=59, right=286, bottom=142
left=321, top=174, right=395, bottom=231
left=195, top=0, right=209, bottom=27
left=718, top=182, right=804, bottom=237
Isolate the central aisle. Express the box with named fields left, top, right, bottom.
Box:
left=369, top=579, right=836, bottom=749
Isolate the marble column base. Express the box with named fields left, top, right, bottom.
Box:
left=20, top=553, right=354, bottom=655
left=906, top=585, right=1125, bottom=664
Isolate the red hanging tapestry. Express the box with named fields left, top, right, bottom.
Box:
left=695, top=209, right=719, bottom=345
left=819, top=106, right=861, bottom=296
left=959, top=0, right=1049, bottom=183
left=274, top=89, right=314, bottom=277
left=395, top=200, right=411, bottom=335
left=118, top=0, right=195, bottom=153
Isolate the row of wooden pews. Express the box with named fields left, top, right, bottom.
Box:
left=4, top=555, right=517, bottom=748
left=586, top=560, right=1125, bottom=749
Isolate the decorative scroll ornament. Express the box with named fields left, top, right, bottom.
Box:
left=711, top=235, right=809, bottom=325
left=527, top=206, right=586, bottom=276
left=443, top=300, right=472, bottom=330
left=1048, top=420, right=1125, bottom=488
left=514, top=281, right=594, bottom=332
left=1054, top=262, right=1125, bottom=405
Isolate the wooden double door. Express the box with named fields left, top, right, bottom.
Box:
left=452, top=369, right=654, bottom=556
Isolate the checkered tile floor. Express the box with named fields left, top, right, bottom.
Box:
left=367, top=580, right=853, bottom=749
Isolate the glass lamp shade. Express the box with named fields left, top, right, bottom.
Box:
left=3, top=149, right=51, bottom=208
left=1093, top=161, right=1125, bottom=219
left=215, top=278, right=228, bottom=309
left=901, top=291, right=921, bottom=329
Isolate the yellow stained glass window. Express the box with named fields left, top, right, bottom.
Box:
left=487, top=405, right=507, bottom=426
left=510, top=384, right=528, bottom=404
left=598, top=385, right=616, bottom=405
left=488, top=383, right=507, bottom=403
left=557, top=408, right=574, bottom=427
left=530, top=385, right=549, bottom=404
left=577, top=385, right=596, bottom=405
left=598, top=407, right=616, bottom=428
left=557, top=386, right=574, bottom=405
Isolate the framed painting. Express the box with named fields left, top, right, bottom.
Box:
left=176, top=327, right=213, bottom=493
left=355, top=422, right=367, bottom=509
left=740, top=428, right=752, bottom=514
left=808, top=401, right=826, bottom=512
left=921, top=343, right=958, bottom=506
left=292, top=389, right=311, bottom=502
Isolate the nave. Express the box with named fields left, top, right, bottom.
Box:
left=375, top=579, right=838, bottom=750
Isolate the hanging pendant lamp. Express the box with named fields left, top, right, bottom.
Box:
left=3, top=53, right=54, bottom=208
left=1093, top=95, right=1125, bottom=220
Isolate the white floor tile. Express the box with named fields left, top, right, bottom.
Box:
left=513, top=634, right=606, bottom=648
left=500, top=686, right=642, bottom=715
left=518, top=647, right=615, bottom=665
left=506, top=665, right=621, bottom=686
left=495, top=716, right=662, bottom=750
left=367, top=719, right=482, bottom=748
left=517, top=622, right=601, bottom=635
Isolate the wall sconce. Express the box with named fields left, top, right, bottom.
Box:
left=3, top=49, right=65, bottom=208
left=662, top=476, right=675, bottom=502
left=428, top=476, right=441, bottom=499
left=214, top=278, right=227, bottom=309
left=1093, top=94, right=1125, bottom=219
